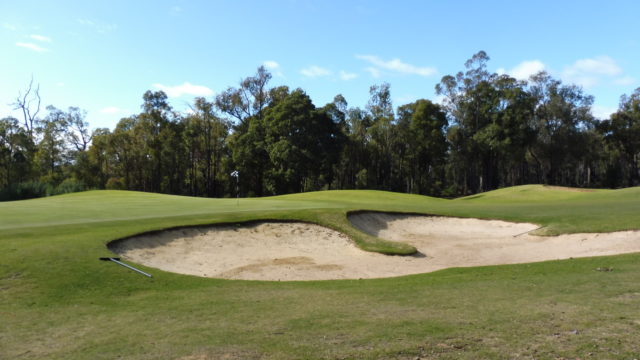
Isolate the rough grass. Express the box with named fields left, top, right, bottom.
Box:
left=1, top=185, right=640, bottom=359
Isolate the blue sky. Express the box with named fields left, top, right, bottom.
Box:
left=1, top=0, right=639, bottom=130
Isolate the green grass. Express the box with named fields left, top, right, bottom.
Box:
left=2, top=185, right=640, bottom=359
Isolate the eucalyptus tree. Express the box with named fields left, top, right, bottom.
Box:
left=323, top=94, right=348, bottom=131
left=138, top=90, right=178, bottom=192
left=396, top=99, right=448, bottom=194
left=366, top=83, right=395, bottom=189
left=599, top=88, right=640, bottom=187
left=0, top=117, right=32, bottom=187
left=65, top=107, right=92, bottom=152
left=35, top=106, right=70, bottom=183
left=13, top=77, right=41, bottom=140
left=228, top=116, right=268, bottom=196
left=108, top=116, right=141, bottom=190
left=226, top=85, right=290, bottom=197
left=184, top=97, right=229, bottom=196
left=434, top=51, right=600, bottom=192
left=260, top=89, right=343, bottom=194
left=528, top=72, right=595, bottom=185
left=480, top=74, right=536, bottom=187
left=322, top=94, right=349, bottom=188
left=183, top=110, right=205, bottom=195
left=436, top=51, right=499, bottom=193
left=217, top=67, right=277, bottom=196
left=215, top=66, right=272, bottom=129
left=78, top=128, right=111, bottom=189
left=339, top=107, right=372, bottom=189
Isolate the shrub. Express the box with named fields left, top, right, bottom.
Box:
left=105, top=177, right=125, bottom=190
left=0, top=178, right=87, bottom=201
left=55, top=178, right=86, bottom=195
left=0, top=181, right=51, bottom=201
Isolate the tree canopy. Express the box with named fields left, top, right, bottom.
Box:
left=2, top=51, right=639, bottom=200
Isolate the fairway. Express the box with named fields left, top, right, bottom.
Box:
left=2, top=185, right=640, bottom=359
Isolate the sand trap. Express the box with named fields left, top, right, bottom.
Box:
left=109, top=214, right=640, bottom=281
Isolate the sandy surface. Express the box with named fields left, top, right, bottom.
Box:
left=109, top=213, right=640, bottom=281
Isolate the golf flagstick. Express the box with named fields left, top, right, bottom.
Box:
left=99, top=257, right=152, bottom=277
left=231, top=170, right=239, bottom=206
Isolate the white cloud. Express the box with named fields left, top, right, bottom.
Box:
left=591, top=105, right=618, bottom=120
left=500, top=60, right=546, bottom=80
left=562, top=56, right=623, bottom=88
left=171, top=6, right=183, bottom=14
left=3, top=23, right=17, bottom=31
left=56, top=82, right=65, bottom=87
left=365, top=67, right=381, bottom=78
left=152, top=82, right=214, bottom=98
left=566, top=56, right=622, bottom=76
left=614, top=76, right=636, bottom=86
left=30, top=34, right=52, bottom=42
left=263, top=60, right=280, bottom=70
left=16, top=42, right=48, bottom=52
left=569, top=75, right=599, bottom=88
left=77, top=18, right=117, bottom=34
left=300, top=65, right=331, bottom=78
left=356, top=55, right=437, bottom=77
left=339, top=70, right=358, bottom=81
left=263, top=60, right=284, bottom=77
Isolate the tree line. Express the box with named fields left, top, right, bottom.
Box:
left=1, top=51, right=639, bottom=201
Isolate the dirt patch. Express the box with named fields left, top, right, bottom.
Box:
left=110, top=214, right=640, bottom=281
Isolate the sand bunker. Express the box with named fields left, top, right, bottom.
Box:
left=109, top=213, right=640, bottom=281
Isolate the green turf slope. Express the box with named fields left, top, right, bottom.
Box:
left=448, top=185, right=640, bottom=234
left=1, top=186, right=640, bottom=359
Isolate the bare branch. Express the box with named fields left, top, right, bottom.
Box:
left=12, top=76, right=41, bottom=139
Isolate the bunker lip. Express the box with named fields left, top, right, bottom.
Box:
left=106, top=219, right=320, bottom=252
left=346, top=210, right=542, bottom=236
left=108, top=214, right=640, bottom=281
